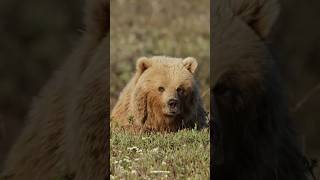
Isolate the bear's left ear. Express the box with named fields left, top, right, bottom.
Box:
left=183, top=57, right=198, bottom=74
left=230, top=0, right=280, bottom=39
left=136, top=57, right=152, bottom=75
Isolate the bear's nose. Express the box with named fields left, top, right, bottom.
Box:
left=168, top=99, right=178, bottom=109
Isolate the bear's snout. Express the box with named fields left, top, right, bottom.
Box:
left=167, top=98, right=180, bottom=115
left=168, top=98, right=178, bottom=108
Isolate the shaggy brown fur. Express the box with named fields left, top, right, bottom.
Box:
left=0, top=0, right=109, bottom=179
left=111, top=56, right=207, bottom=132
left=212, top=0, right=309, bottom=179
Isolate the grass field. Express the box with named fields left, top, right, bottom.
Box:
left=110, top=128, right=210, bottom=179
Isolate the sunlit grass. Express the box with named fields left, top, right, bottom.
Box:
left=110, top=128, right=210, bottom=179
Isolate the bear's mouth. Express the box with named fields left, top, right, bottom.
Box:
left=164, top=111, right=180, bottom=117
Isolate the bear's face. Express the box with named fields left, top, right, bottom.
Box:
left=134, top=56, right=198, bottom=126
left=142, top=66, right=194, bottom=117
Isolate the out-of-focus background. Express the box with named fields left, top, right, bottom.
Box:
left=0, top=0, right=319, bottom=172
left=110, top=0, right=210, bottom=110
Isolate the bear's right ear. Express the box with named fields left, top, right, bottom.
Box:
left=183, top=57, right=198, bottom=74
left=230, top=0, right=280, bottom=39
left=136, top=57, right=152, bottom=75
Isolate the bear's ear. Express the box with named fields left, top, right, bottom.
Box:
left=136, top=57, right=152, bottom=74
left=230, top=0, right=280, bottom=39
left=183, top=57, right=198, bottom=74
left=84, top=0, right=109, bottom=40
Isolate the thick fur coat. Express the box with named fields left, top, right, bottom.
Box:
left=111, top=56, right=207, bottom=132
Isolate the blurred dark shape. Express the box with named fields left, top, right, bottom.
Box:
left=272, top=0, right=320, bottom=176
left=0, top=0, right=83, bottom=169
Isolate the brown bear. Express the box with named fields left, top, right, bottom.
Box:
left=212, top=0, right=310, bottom=179
left=0, top=0, right=109, bottom=179
left=111, top=56, right=207, bottom=132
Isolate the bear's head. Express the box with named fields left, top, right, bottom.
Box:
left=131, top=56, right=200, bottom=131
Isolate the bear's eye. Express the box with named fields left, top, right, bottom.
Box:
left=177, top=87, right=185, bottom=96
left=158, top=86, right=165, bottom=92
